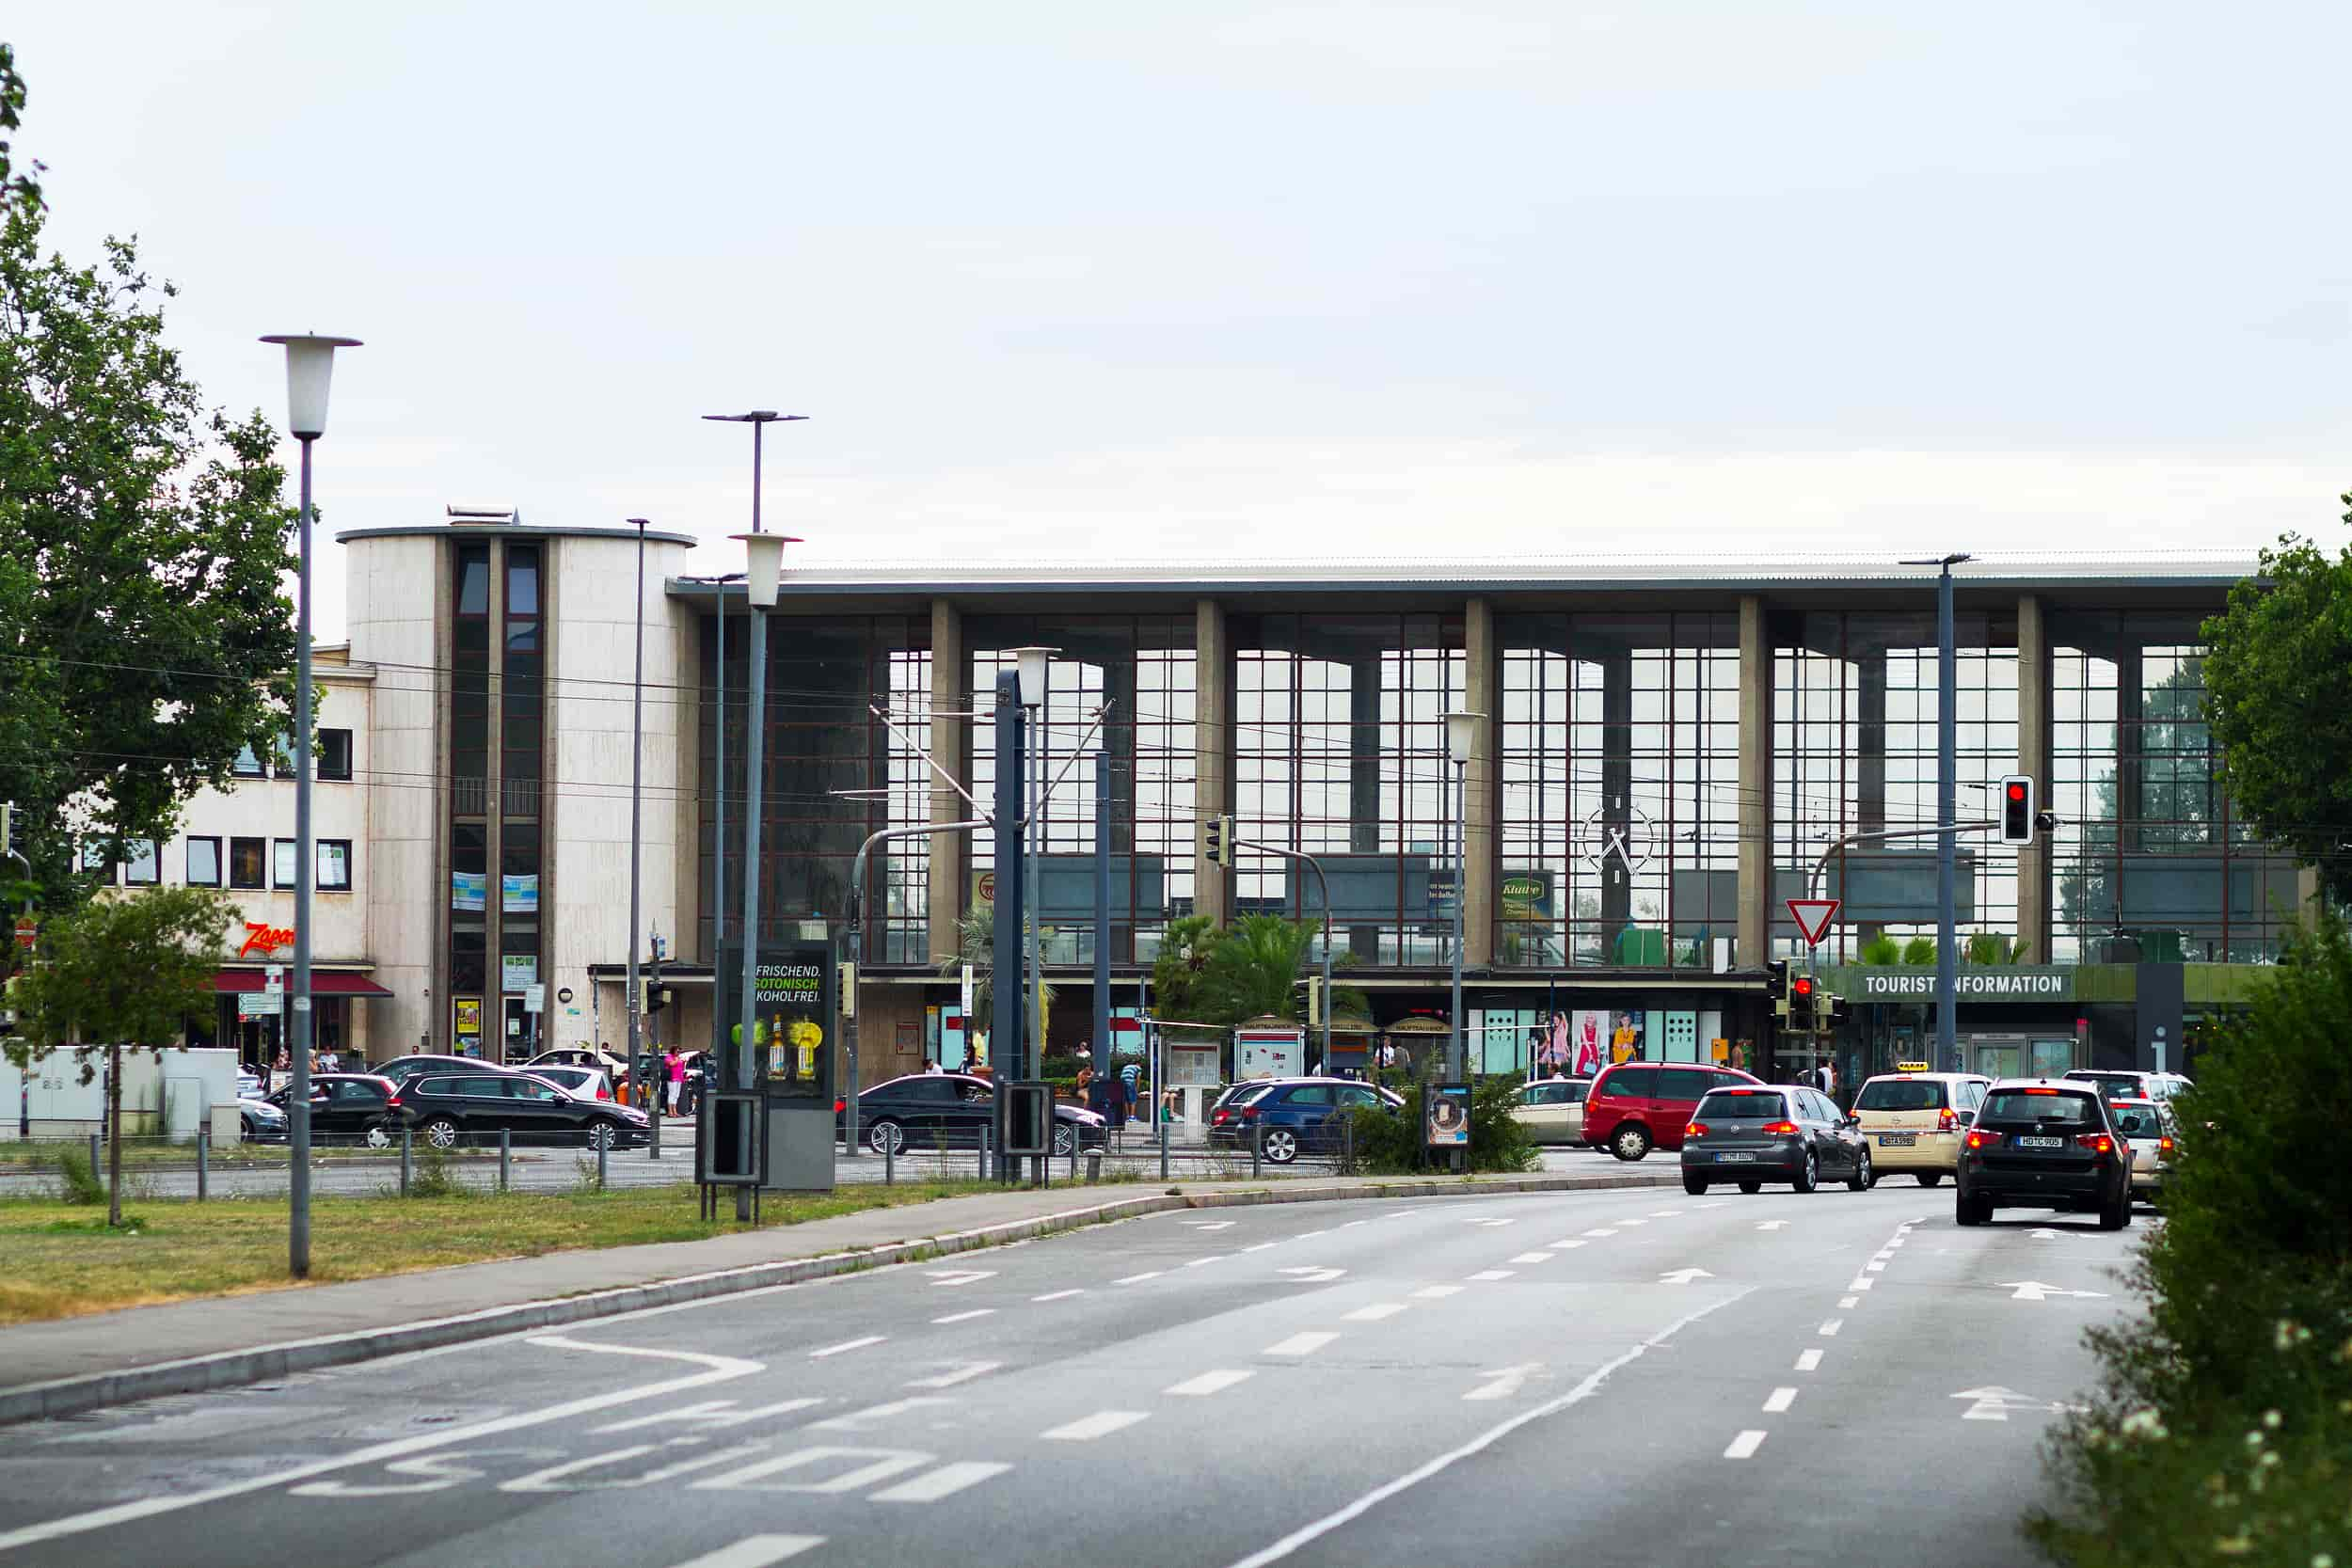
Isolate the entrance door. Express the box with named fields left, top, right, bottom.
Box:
left=503, top=997, right=534, bottom=1064
left=2028, top=1037, right=2078, bottom=1078
left=1968, top=1037, right=2025, bottom=1081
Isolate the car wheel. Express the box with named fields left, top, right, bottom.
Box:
left=363, top=1122, right=394, bottom=1150
left=1793, top=1148, right=1820, bottom=1194
left=1682, top=1173, right=1708, bottom=1196
left=2098, top=1186, right=2130, bottom=1231
left=1848, top=1148, right=1873, bottom=1192
left=1263, top=1129, right=1299, bottom=1164
left=1955, top=1187, right=1982, bottom=1227
left=866, top=1119, right=907, bottom=1157
left=1916, top=1171, right=1943, bottom=1188
left=421, top=1117, right=460, bottom=1151
left=1737, top=1180, right=1763, bottom=1195
left=1053, top=1125, right=1075, bottom=1159
left=1610, top=1124, right=1652, bottom=1163
left=584, top=1120, right=618, bottom=1151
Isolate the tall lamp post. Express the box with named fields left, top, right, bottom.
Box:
left=624, top=518, right=650, bottom=1152
left=1902, top=552, right=1972, bottom=1073
left=259, top=332, right=361, bottom=1281
left=1442, top=709, right=1482, bottom=1081
left=1009, top=647, right=1058, bottom=1081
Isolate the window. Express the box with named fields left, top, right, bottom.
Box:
left=1856, top=1080, right=1947, bottom=1112
left=1600, top=1067, right=1660, bottom=1099
left=232, top=743, right=265, bottom=779
left=1656, top=1068, right=1718, bottom=1102
left=1284, top=1085, right=1335, bottom=1106
left=1338, top=1085, right=1383, bottom=1108
left=1696, top=1089, right=1786, bottom=1118
left=273, top=839, right=298, bottom=889
left=78, top=841, right=115, bottom=883
left=317, top=839, right=353, bottom=892
left=319, top=729, right=353, bottom=782
left=453, top=1077, right=508, bottom=1098
left=121, top=839, right=159, bottom=886
left=501, top=1078, right=560, bottom=1101
left=186, top=837, right=221, bottom=886
left=230, top=838, right=266, bottom=889
left=1981, top=1090, right=2097, bottom=1126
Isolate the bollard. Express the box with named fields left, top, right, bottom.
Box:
left=500, top=1127, right=511, bottom=1193
left=400, top=1126, right=412, bottom=1196
left=1069, top=1132, right=1079, bottom=1183
left=884, top=1139, right=895, bottom=1186
left=1251, top=1120, right=1263, bottom=1179
left=196, top=1126, right=209, bottom=1203
left=597, top=1132, right=610, bottom=1190
left=979, top=1125, right=991, bottom=1183
left=87, top=1132, right=101, bottom=1190
left=1159, top=1118, right=1169, bottom=1181
left=1343, top=1116, right=1354, bottom=1175
left=1087, top=1151, right=1103, bottom=1184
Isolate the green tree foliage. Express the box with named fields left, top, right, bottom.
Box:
left=0, top=48, right=297, bottom=958
left=1147, top=913, right=1225, bottom=1024
left=2202, top=508, right=2352, bottom=906
left=1, top=42, right=42, bottom=215
left=933, top=903, right=1053, bottom=1037
left=7, top=886, right=235, bottom=1227
left=1345, top=1078, right=1537, bottom=1175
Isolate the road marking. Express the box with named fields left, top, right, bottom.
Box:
left=1467, top=1269, right=1516, bottom=1282
left=1343, top=1304, right=1408, bottom=1323
left=924, top=1269, right=997, bottom=1288
left=1241, top=1243, right=1277, bottom=1252
left=1342, top=1219, right=1369, bottom=1227
left=694, top=1447, right=932, bottom=1495
left=1263, top=1332, right=1340, bottom=1357
left=1614, top=1218, right=1648, bottom=1227
left=2000, top=1280, right=2110, bottom=1302
left=1657, top=1268, right=1712, bottom=1285
left=812, top=1399, right=953, bottom=1433
left=596, top=1397, right=822, bottom=1434
left=1277, top=1266, right=1346, bottom=1284
left=869, top=1462, right=1013, bottom=1503
left=664, top=1536, right=827, bottom=1568
left=1548, top=1240, right=1587, bottom=1251
left=1819, top=1320, right=1843, bottom=1337
left=1216, top=1290, right=1751, bottom=1568
left=1293, top=1230, right=1328, bottom=1239
left=904, top=1360, right=1001, bottom=1390
left=1581, top=1227, right=1618, bottom=1238
left=2028, top=1227, right=2065, bottom=1240
left=502, top=1442, right=768, bottom=1494
left=1762, top=1387, right=1797, bottom=1414
left=1723, top=1430, right=1769, bottom=1460
left=810, top=1336, right=887, bottom=1359
left=1648, top=1210, right=1684, bottom=1217
left=1509, top=1252, right=1554, bottom=1264
left=1464, top=1363, right=1543, bottom=1402
left=1756, top=1220, right=1788, bottom=1231
left=1183, top=1220, right=1236, bottom=1231
left=1697, top=1201, right=1727, bottom=1209
left=1463, top=1217, right=1516, bottom=1227
left=1873, top=1250, right=1896, bottom=1261
left=1952, top=1386, right=2079, bottom=1422
left=1837, top=1296, right=1859, bottom=1309
left=1848, top=1277, right=1874, bottom=1291
left=1412, top=1285, right=1466, bottom=1300
left=1795, top=1349, right=1823, bottom=1372
left=932, top=1308, right=995, bottom=1324
left=1115, top=1271, right=1166, bottom=1285
left=1866, top=1259, right=1886, bottom=1273
left=1167, top=1370, right=1255, bottom=1397
left=1031, top=1290, right=1085, bottom=1303
left=1041, top=1411, right=1152, bottom=1441
left=1184, top=1256, right=1229, bottom=1268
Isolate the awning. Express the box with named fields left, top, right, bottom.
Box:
left=212, top=970, right=393, bottom=998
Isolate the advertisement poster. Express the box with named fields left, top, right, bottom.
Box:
left=1168, top=1042, right=1222, bottom=1087
left=1234, top=1027, right=1304, bottom=1080
left=501, top=873, right=539, bottom=914
left=754, top=958, right=829, bottom=1093
left=1572, top=1010, right=1608, bottom=1077
left=501, top=955, right=536, bottom=993
left=1424, top=1084, right=1470, bottom=1147
left=451, top=871, right=486, bottom=911
left=1609, top=1009, right=1647, bottom=1063
left=454, top=997, right=483, bottom=1053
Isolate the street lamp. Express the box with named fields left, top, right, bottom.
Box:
left=1900, top=551, right=1973, bottom=1074
left=624, top=519, right=652, bottom=1155
left=1441, top=709, right=1482, bottom=1082
left=1004, top=647, right=1057, bottom=1082
left=259, top=331, right=361, bottom=1281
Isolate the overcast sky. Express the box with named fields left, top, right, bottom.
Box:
left=13, top=2, right=2350, bottom=638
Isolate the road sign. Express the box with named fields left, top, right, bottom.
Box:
left=1787, top=898, right=1840, bottom=945
left=523, top=983, right=545, bottom=1014
left=12, top=916, right=34, bottom=951
left=264, top=964, right=285, bottom=994
left=238, top=991, right=282, bottom=1019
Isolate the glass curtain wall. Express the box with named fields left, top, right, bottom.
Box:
left=448, top=544, right=491, bottom=1034
left=499, top=546, right=542, bottom=1004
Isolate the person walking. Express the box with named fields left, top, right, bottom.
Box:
left=664, top=1047, right=685, bottom=1116
left=1104, top=1068, right=1131, bottom=1149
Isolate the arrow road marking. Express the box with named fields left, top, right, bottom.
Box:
left=1999, top=1281, right=2110, bottom=1303
left=1951, top=1386, right=2077, bottom=1421
left=1657, top=1268, right=1713, bottom=1285
left=1464, top=1363, right=1544, bottom=1402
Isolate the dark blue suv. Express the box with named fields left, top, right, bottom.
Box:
left=1205, top=1078, right=1402, bottom=1163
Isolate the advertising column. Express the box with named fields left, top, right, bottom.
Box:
left=751, top=938, right=836, bottom=1191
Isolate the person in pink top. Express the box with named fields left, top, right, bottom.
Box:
left=663, top=1048, right=684, bottom=1115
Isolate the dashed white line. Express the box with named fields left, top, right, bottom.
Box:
left=1263, top=1332, right=1340, bottom=1357
left=1866, top=1259, right=1887, bottom=1273
left=1582, top=1227, right=1618, bottom=1238
left=869, top=1462, right=1013, bottom=1503
left=1041, top=1410, right=1152, bottom=1441
left=1509, top=1252, right=1554, bottom=1265
left=1115, top=1271, right=1166, bottom=1285
left=1724, top=1430, right=1769, bottom=1460
left=1548, top=1241, right=1586, bottom=1251
left=1184, top=1256, right=1228, bottom=1268
left=1342, top=1304, right=1408, bottom=1323
left=1648, top=1210, right=1684, bottom=1217
left=809, top=1336, right=885, bottom=1359
left=905, top=1360, right=1000, bottom=1389
left=1241, top=1243, right=1278, bottom=1253
left=1794, top=1349, right=1823, bottom=1372
left=1762, top=1387, right=1797, bottom=1414
left=1467, top=1270, right=1516, bottom=1282
left=1412, top=1285, right=1466, bottom=1300
left=1837, top=1296, right=1859, bottom=1309
left=1819, top=1320, right=1843, bottom=1337
left=1031, top=1290, right=1085, bottom=1303
left=931, top=1309, right=995, bottom=1324
left=1849, top=1277, right=1874, bottom=1291
left=1167, top=1370, right=1256, bottom=1397
left=1697, top=1201, right=1728, bottom=1210
left=664, top=1536, right=828, bottom=1568
left=1614, top=1218, right=1648, bottom=1227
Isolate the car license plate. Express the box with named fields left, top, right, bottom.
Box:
left=1715, top=1151, right=1757, bottom=1162
left=2018, top=1135, right=2064, bottom=1148
left=1879, top=1132, right=1915, bottom=1147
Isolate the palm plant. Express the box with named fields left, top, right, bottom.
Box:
left=936, top=902, right=1053, bottom=1023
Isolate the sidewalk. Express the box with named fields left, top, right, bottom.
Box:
left=0, top=1165, right=1677, bottom=1426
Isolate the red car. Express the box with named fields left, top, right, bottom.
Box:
left=1582, top=1061, right=1763, bottom=1161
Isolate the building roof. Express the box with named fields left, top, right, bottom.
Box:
left=338, top=522, right=698, bottom=547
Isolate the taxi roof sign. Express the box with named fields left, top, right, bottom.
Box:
left=1895, top=1061, right=1931, bottom=1072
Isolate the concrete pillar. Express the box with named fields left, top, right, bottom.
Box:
left=2016, top=594, right=2054, bottom=963
left=1195, top=598, right=1235, bottom=926
left=1464, top=597, right=1498, bottom=966
left=1347, top=657, right=1382, bottom=964
left=927, top=599, right=968, bottom=966
left=1854, top=646, right=1889, bottom=947
left=1737, top=595, right=1773, bottom=967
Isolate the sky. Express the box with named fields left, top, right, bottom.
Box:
left=12, top=1, right=2351, bottom=639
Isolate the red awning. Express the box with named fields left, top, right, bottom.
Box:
left=213, top=971, right=392, bottom=997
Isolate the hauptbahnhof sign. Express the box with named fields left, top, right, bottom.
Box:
left=1850, top=966, right=2073, bottom=1001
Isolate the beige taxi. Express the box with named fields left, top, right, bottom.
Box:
left=1851, top=1065, right=1992, bottom=1186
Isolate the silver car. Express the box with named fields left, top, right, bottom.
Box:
left=1511, top=1078, right=1592, bottom=1145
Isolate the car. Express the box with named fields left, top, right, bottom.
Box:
left=1582, top=1061, right=1762, bottom=1162
left=1955, top=1078, right=2135, bottom=1229
left=525, top=1047, right=631, bottom=1079
left=2064, top=1068, right=2194, bottom=1103
left=530, top=1065, right=616, bottom=1103
left=1851, top=1069, right=1992, bottom=1187
left=235, top=1069, right=262, bottom=1099
left=373, top=1053, right=513, bottom=1086
left=838, top=1072, right=1107, bottom=1158
left=1203, top=1078, right=1403, bottom=1163
left=238, top=1095, right=287, bottom=1143
left=1680, top=1083, right=1871, bottom=1195
left=266, top=1072, right=406, bottom=1148
left=2103, top=1095, right=2178, bottom=1203
left=395, top=1070, right=649, bottom=1150
left=1511, top=1078, right=1593, bottom=1145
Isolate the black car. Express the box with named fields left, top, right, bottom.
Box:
left=374, top=1053, right=512, bottom=1086
left=1680, top=1084, right=1872, bottom=1195
left=396, top=1070, right=649, bottom=1150
left=841, top=1072, right=1106, bottom=1157
left=266, top=1072, right=405, bottom=1148
left=1956, top=1079, right=2134, bottom=1229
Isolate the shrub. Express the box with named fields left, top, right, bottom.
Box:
left=1345, top=1077, right=1539, bottom=1176
left=406, top=1144, right=469, bottom=1200
left=52, top=1142, right=104, bottom=1206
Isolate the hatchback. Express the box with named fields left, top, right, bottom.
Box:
left=1205, top=1078, right=1402, bottom=1164
left=1955, top=1079, right=2134, bottom=1229
left=531, top=1065, right=615, bottom=1103
left=397, top=1071, right=649, bottom=1149
left=1851, top=1070, right=1991, bottom=1187
left=1681, top=1085, right=1871, bottom=1195
left=1583, top=1062, right=1762, bottom=1161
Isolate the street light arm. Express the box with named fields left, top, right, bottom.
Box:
left=1030, top=703, right=1111, bottom=826
left=1804, top=819, right=1998, bottom=904
left=1231, top=837, right=1334, bottom=1064
left=869, top=704, right=993, bottom=825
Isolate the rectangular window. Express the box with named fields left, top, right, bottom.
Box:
left=121, top=839, right=160, bottom=885
left=186, top=836, right=221, bottom=887
left=318, top=729, right=353, bottom=782
left=78, top=841, right=115, bottom=883
left=231, top=743, right=265, bottom=779
left=317, top=839, right=353, bottom=892
left=273, top=838, right=298, bottom=889
left=230, top=837, right=266, bottom=889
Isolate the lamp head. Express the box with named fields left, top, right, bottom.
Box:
left=1006, top=645, right=1059, bottom=707
left=1442, top=709, right=1484, bottom=766
left=732, top=532, right=801, bottom=607
left=259, top=334, right=362, bottom=437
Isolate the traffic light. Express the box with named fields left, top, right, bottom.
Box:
left=838, top=961, right=858, bottom=1018
left=1788, top=974, right=1817, bottom=1032
left=1999, top=774, right=2037, bottom=847
left=1304, top=975, right=1324, bottom=1029
left=1202, top=814, right=1236, bottom=867
left=644, top=981, right=670, bottom=1015
left=1826, top=993, right=1849, bottom=1029
left=1765, top=958, right=1789, bottom=1010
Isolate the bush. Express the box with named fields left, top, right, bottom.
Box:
left=52, top=1142, right=104, bottom=1206
left=1345, top=1077, right=1540, bottom=1176
left=405, top=1144, right=469, bottom=1200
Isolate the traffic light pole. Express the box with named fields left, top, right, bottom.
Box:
left=1229, top=835, right=1332, bottom=1068
left=840, top=819, right=988, bottom=1156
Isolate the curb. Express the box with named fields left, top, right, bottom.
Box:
left=0, top=1169, right=1679, bottom=1428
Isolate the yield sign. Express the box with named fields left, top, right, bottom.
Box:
left=1787, top=898, right=1840, bottom=945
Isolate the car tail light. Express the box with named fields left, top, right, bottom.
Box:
left=597, top=1085, right=612, bottom=1101
left=385, top=1095, right=403, bottom=1109
left=1241, top=1104, right=1261, bottom=1122
left=834, top=1098, right=846, bottom=1115
left=1965, top=1128, right=1998, bottom=1150
left=1937, top=1107, right=1958, bottom=1132
left=2158, top=1135, right=2174, bottom=1154
left=2075, top=1133, right=2114, bottom=1155
left=1762, top=1120, right=1798, bottom=1135
left=1212, top=1107, right=1232, bottom=1126
left=1685, top=1121, right=1708, bottom=1138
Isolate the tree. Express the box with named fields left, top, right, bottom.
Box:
left=2202, top=507, right=2352, bottom=906
left=0, top=48, right=297, bottom=967
left=934, top=902, right=1053, bottom=1045
left=1147, top=913, right=1225, bottom=1024
left=7, top=886, right=234, bottom=1227
left=1, top=43, right=42, bottom=217
left=1192, top=913, right=1373, bottom=1032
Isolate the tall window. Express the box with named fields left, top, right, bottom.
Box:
left=121, top=839, right=160, bottom=885
left=230, top=837, right=266, bottom=890
left=273, top=839, right=298, bottom=890
left=186, top=837, right=221, bottom=887
left=318, top=839, right=353, bottom=892
left=318, top=728, right=353, bottom=782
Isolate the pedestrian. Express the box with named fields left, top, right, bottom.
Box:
left=925, top=1055, right=946, bottom=1075
left=664, top=1047, right=684, bottom=1115
left=1084, top=1066, right=1110, bottom=1118
left=1104, top=1068, right=1131, bottom=1148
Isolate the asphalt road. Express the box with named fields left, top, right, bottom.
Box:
left=0, top=1179, right=2142, bottom=1568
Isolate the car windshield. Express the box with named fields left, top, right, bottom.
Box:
left=1855, top=1080, right=1948, bottom=1112
left=2108, top=1103, right=2165, bottom=1137
left=1982, top=1090, right=2098, bottom=1126
left=1695, top=1089, right=1786, bottom=1118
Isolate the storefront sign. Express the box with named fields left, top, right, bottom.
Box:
left=1500, top=872, right=1554, bottom=922
left=237, top=921, right=295, bottom=958
left=1851, top=966, right=2074, bottom=1002
left=501, top=955, right=537, bottom=992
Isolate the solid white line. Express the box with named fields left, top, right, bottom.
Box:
left=1041, top=1410, right=1152, bottom=1441
left=1467, top=1270, right=1516, bottom=1282
left=868, top=1462, right=1013, bottom=1503
left=1342, top=1219, right=1369, bottom=1227
left=1837, top=1296, right=1859, bottom=1309
left=1411, top=1285, right=1466, bottom=1300
left=1166, top=1370, right=1255, bottom=1397
left=809, top=1336, right=886, bottom=1358
left=1819, top=1320, right=1843, bottom=1337
left=932, top=1309, right=995, bottom=1324
left=1762, top=1387, right=1797, bottom=1414
left=664, top=1536, right=828, bottom=1568
left=1115, top=1271, right=1165, bottom=1284
left=1184, top=1256, right=1229, bottom=1268
left=1795, top=1349, right=1823, bottom=1372
left=1343, top=1304, right=1408, bottom=1323
left=1293, top=1230, right=1327, bottom=1240
left=1241, top=1243, right=1278, bottom=1252
left=1724, top=1429, right=1769, bottom=1460
left=1263, top=1332, right=1340, bottom=1357
left=1509, top=1252, right=1553, bottom=1265
left=1217, top=1291, right=1752, bottom=1568
left=1031, top=1290, right=1085, bottom=1302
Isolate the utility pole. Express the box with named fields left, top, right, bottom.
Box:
left=1901, top=553, right=1970, bottom=1071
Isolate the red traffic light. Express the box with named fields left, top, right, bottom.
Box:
left=1792, top=976, right=1813, bottom=996
left=2006, top=782, right=2026, bottom=802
